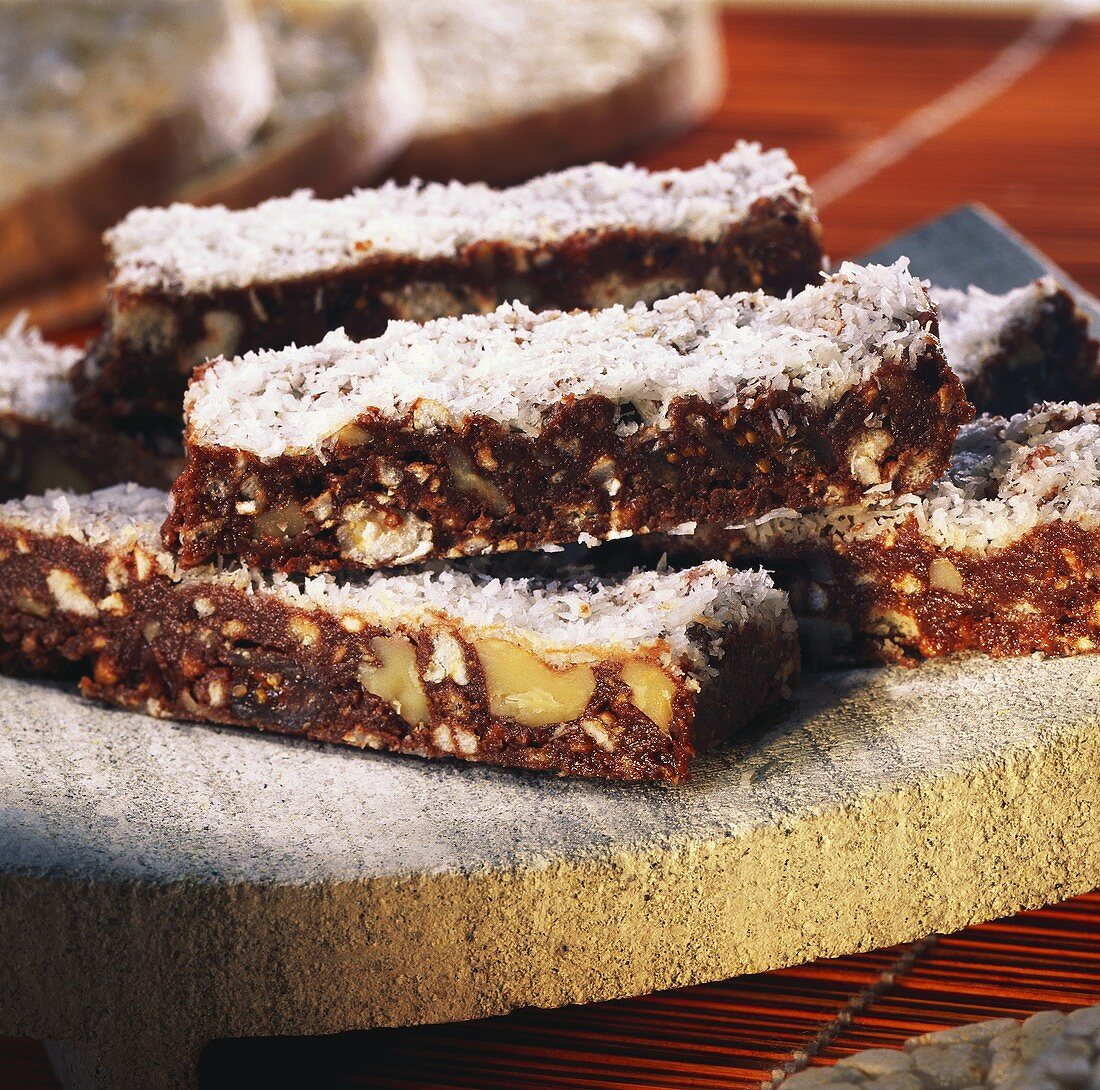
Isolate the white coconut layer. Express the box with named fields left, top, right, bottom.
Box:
left=0, top=484, right=793, bottom=668
left=738, top=403, right=1100, bottom=556
left=185, top=260, right=934, bottom=458
left=934, top=278, right=1062, bottom=385
left=107, top=142, right=812, bottom=294
left=0, top=316, right=82, bottom=421
left=389, top=0, right=679, bottom=137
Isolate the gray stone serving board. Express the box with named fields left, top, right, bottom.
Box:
left=2, top=205, right=1099, bottom=1090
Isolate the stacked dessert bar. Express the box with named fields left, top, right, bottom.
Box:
left=1, top=144, right=1096, bottom=781
left=74, top=141, right=823, bottom=431
left=0, top=317, right=179, bottom=500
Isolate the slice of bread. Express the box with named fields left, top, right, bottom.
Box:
left=387, top=0, right=724, bottom=184
left=178, top=0, right=423, bottom=208
left=0, top=0, right=275, bottom=298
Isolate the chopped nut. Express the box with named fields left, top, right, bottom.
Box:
left=288, top=615, right=320, bottom=647
left=13, top=590, right=50, bottom=619
left=93, top=655, right=119, bottom=687
left=446, top=448, right=509, bottom=514
left=97, top=593, right=126, bottom=615
left=193, top=597, right=215, bottom=617
left=253, top=501, right=307, bottom=542
left=849, top=428, right=893, bottom=486
left=929, top=557, right=965, bottom=595
left=358, top=636, right=430, bottom=725
left=182, top=310, right=243, bottom=371
left=337, top=503, right=433, bottom=567
left=475, top=639, right=596, bottom=727
left=581, top=718, right=615, bottom=751
left=424, top=632, right=470, bottom=686
left=133, top=549, right=156, bottom=582
left=892, top=573, right=924, bottom=596
left=46, top=569, right=97, bottom=617
left=142, top=620, right=162, bottom=642
left=221, top=619, right=247, bottom=639
left=336, top=424, right=369, bottom=448
left=105, top=556, right=130, bottom=592
left=621, top=662, right=676, bottom=732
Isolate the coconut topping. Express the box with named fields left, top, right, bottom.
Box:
left=185, top=260, right=933, bottom=458
left=0, top=485, right=791, bottom=668
left=739, top=403, right=1100, bottom=555
left=0, top=316, right=82, bottom=421
left=107, top=142, right=811, bottom=294
left=391, top=0, right=679, bottom=136
left=934, top=278, right=1062, bottom=385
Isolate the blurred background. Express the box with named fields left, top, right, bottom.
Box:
left=5, top=0, right=1097, bottom=334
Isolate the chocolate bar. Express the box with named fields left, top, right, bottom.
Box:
left=0, top=485, right=798, bottom=782
left=935, top=278, right=1099, bottom=414
left=691, top=403, right=1100, bottom=664
left=72, top=143, right=824, bottom=429
left=163, top=260, right=970, bottom=573
left=0, top=318, right=178, bottom=499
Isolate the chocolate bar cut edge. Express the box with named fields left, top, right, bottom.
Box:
left=164, top=266, right=971, bottom=574
left=75, top=154, right=824, bottom=432
left=0, top=489, right=799, bottom=783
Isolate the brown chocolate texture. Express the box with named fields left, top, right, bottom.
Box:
left=766, top=520, right=1100, bottom=666
left=72, top=209, right=824, bottom=434
left=0, top=413, right=180, bottom=502
left=962, top=286, right=1100, bottom=415
left=164, top=340, right=970, bottom=572
left=0, top=526, right=797, bottom=783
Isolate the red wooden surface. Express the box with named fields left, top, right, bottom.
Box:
left=3, top=8, right=1100, bottom=1088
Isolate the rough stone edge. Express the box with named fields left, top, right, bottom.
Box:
left=3, top=709, right=1098, bottom=1089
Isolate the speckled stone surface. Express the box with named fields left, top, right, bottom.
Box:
left=785, top=1005, right=1100, bottom=1088
left=2, top=653, right=1100, bottom=1088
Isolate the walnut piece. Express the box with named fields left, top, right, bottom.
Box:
left=475, top=639, right=596, bottom=728
left=621, top=661, right=675, bottom=732
left=358, top=636, right=430, bottom=725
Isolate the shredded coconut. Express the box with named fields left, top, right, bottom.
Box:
left=386, top=0, right=678, bottom=136
left=1, top=0, right=272, bottom=204
left=739, top=402, right=1100, bottom=555
left=934, top=278, right=1060, bottom=385
left=0, top=485, right=791, bottom=669
left=0, top=315, right=82, bottom=421
left=107, top=142, right=811, bottom=294
left=185, top=260, right=933, bottom=458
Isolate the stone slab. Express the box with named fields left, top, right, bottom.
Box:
left=3, top=206, right=1100, bottom=1089
left=2, top=655, right=1100, bottom=1088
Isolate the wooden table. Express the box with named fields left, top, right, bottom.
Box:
left=3, top=8, right=1099, bottom=1088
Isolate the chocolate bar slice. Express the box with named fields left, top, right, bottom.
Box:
left=935, top=278, right=1100, bottom=415
left=0, top=485, right=798, bottom=783
left=164, top=260, right=970, bottom=573
left=0, top=318, right=179, bottom=499
left=704, top=403, right=1100, bottom=664
left=73, top=142, right=824, bottom=430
